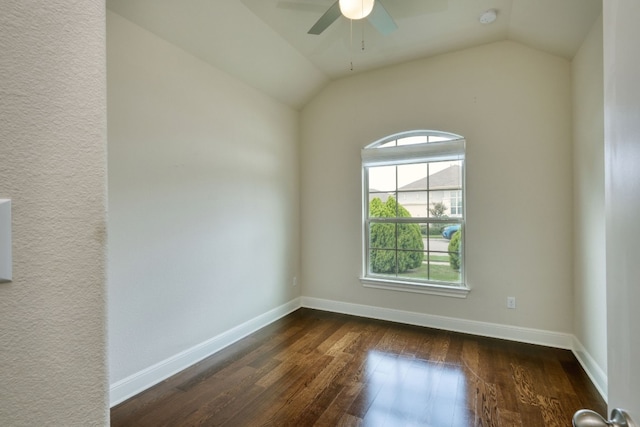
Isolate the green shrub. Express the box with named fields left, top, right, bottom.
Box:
left=429, top=223, right=446, bottom=236
left=370, top=197, right=424, bottom=274
left=448, top=229, right=462, bottom=271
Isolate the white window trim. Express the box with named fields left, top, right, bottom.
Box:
left=360, top=277, right=470, bottom=298
left=361, top=131, right=468, bottom=298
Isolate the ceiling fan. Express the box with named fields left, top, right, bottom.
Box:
left=307, top=0, right=398, bottom=35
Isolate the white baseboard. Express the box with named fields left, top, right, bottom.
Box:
left=111, top=295, right=608, bottom=407
left=301, top=296, right=573, bottom=349
left=109, top=297, right=302, bottom=407
left=301, top=296, right=608, bottom=403
left=572, top=336, right=608, bottom=402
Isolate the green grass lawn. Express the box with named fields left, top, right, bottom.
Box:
left=427, top=254, right=450, bottom=263
left=398, top=262, right=460, bottom=283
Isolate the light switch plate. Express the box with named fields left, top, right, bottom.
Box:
left=0, top=199, right=12, bottom=283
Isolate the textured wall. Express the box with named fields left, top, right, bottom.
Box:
left=301, top=41, right=574, bottom=333
left=0, top=1, right=108, bottom=425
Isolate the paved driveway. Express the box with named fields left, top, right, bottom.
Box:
left=424, top=237, right=450, bottom=252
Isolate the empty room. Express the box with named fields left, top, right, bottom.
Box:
left=1, top=0, right=639, bottom=426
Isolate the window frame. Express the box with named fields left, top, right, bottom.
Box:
left=360, top=130, right=469, bottom=298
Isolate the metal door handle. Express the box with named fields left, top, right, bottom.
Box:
left=573, top=408, right=637, bottom=427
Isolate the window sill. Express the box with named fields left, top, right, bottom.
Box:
left=360, top=277, right=470, bottom=298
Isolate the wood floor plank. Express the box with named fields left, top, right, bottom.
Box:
left=110, top=309, right=606, bottom=426
left=314, top=382, right=364, bottom=427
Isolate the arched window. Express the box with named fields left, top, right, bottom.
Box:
left=361, top=130, right=468, bottom=297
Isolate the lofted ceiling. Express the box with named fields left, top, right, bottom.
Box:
left=107, top=0, right=601, bottom=109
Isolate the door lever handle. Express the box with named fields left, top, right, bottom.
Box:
left=573, top=408, right=637, bottom=427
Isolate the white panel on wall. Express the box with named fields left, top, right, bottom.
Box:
left=0, top=199, right=11, bottom=283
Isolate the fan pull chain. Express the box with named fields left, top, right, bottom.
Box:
left=350, top=18, right=354, bottom=71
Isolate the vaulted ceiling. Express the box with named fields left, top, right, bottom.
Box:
left=107, top=0, right=601, bottom=109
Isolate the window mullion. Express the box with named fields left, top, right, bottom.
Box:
left=362, top=130, right=466, bottom=294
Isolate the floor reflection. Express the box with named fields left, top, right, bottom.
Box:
left=361, top=350, right=469, bottom=427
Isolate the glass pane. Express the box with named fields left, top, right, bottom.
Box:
left=397, top=135, right=428, bottom=146
left=369, top=196, right=396, bottom=218
left=368, top=166, right=396, bottom=192
left=369, top=222, right=397, bottom=249
left=369, top=249, right=397, bottom=275
left=397, top=251, right=429, bottom=281
left=447, top=229, right=462, bottom=280
left=425, top=233, right=452, bottom=253
left=371, top=195, right=410, bottom=218
left=396, top=223, right=424, bottom=252
left=428, top=135, right=455, bottom=143
left=428, top=256, right=461, bottom=283
left=392, top=221, right=425, bottom=276
left=427, top=197, right=447, bottom=219
left=397, top=191, right=428, bottom=218
left=440, top=223, right=461, bottom=240
left=395, top=249, right=424, bottom=275
left=378, top=140, right=396, bottom=148
left=427, top=160, right=462, bottom=191
left=448, top=190, right=463, bottom=217
left=398, top=163, right=427, bottom=190
left=369, top=192, right=393, bottom=204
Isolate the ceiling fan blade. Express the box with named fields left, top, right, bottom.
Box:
left=368, top=0, right=398, bottom=35
left=308, top=1, right=341, bottom=35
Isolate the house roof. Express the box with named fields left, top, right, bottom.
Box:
left=399, top=165, right=461, bottom=191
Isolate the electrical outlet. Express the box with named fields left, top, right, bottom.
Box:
left=293, top=276, right=298, bottom=287
left=507, top=296, right=516, bottom=309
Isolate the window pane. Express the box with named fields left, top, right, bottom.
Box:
left=369, top=249, right=397, bottom=275
left=378, top=140, right=397, bottom=148
left=362, top=130, right=465, bottom=288
left=440, top=223, right=461, bottom=240
left=428, top=135, right=454, bottom=143
left=397, top=251, right=429, bottom=281
left=425, top=233, right=451, bottom=253
left=397, top=135, right=428, bottom=146
left=398, top=163, right=427, bottom=190
left=369, top=196, right=395, bottom=218
left=395, top=221, right=424, bottom=274
left=397, top=191, right=428, bottom=218
left=427, top=161, right=462, bottom=191
left=428, top=259, right=461, bottom=283
left=448, top=190, right=463, bottom=217
left=369, top=192, right=393, bottom=204
left=371, top=195, right=408, bottom=218
left=427, top=197, right=447, bottom=219
left=447, top=229, right=462, bottom=280
left=368, top=166, right=396, bottom=192
left=369, top=222, right=396, bottom=249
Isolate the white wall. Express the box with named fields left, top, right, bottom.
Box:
left=0, top=1, right=108, bottom=425
left=107, top=11, right=300, bottom=388
left=603, top=0, right=640, bottom=414
left=301, top=41, right=574, bottom=333
left=571, top=16, right=607, bottom=393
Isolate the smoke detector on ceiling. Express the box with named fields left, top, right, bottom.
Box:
left=479, top=9, right=497, bottom=24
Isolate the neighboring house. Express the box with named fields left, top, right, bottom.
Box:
left=397, top=164, right=462, bottom=219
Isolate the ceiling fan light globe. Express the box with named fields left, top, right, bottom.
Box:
left=339, top=0, right=375, bottom=20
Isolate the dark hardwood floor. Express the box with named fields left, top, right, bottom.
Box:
left=111, top=308, right=606, bottom=426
